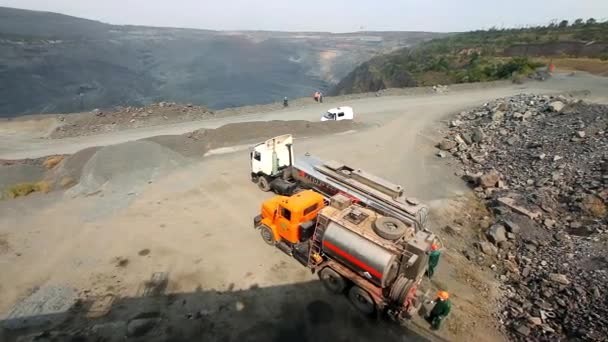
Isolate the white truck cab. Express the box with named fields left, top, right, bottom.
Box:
left=321, top=106, right=354, bottom=122
left=250, top=134, right=294, bottom=178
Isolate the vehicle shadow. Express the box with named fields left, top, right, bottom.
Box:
left=1, top=275, right=449, bottom=342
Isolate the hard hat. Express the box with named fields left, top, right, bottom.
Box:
left=431, top=244, right=439, bottom=251
left=437, top=291, right=449, bottom=300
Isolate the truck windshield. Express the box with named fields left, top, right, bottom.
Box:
left=323, top=112, right=335, bottom=119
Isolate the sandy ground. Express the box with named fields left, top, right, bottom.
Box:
left=1, top=72, right=608, bottom=341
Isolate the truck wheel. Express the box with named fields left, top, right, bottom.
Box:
left=319, top=268, right=346, bottom=294
left=348, top=286, right=376, bottom=315
left=389, top=275, right=412, bottom=304
left=257, top=176, right=271, bottom=192
left=373, top=217, right=407, bottom=240
left=260, top=226, right=276, bottom=245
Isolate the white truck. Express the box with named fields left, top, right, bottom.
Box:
left=250, top=134, right=429, bottom=231
left=321, top=106, right=354, bottom=121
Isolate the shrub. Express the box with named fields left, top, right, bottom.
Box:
left=43, top=155, right=64, bottom=169
left=4, top=181, right=52, bottom=199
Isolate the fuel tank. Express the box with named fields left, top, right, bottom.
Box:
left=322, top=222, right=398, bottom=288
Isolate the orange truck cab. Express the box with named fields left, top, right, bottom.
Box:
left=255, top=190, right=325, bottom=248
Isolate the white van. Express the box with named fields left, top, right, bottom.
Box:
left=321, top=106, right=354, bottom=122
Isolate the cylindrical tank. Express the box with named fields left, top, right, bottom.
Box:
left=322, top=222, right=398, bottom=288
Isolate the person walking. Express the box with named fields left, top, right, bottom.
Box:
left=428, top=291, right=451, bottom=330
left=427, top=243, right=441, bottom=279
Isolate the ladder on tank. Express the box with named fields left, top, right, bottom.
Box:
left=308, top=214, right=330, bottom=267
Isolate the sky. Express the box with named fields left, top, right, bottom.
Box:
left=0, top=0, right=606, bottom=33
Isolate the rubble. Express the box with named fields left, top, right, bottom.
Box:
left=441, top=94, right=608, bottom=341
left=51, top=102, right=214, bottom=138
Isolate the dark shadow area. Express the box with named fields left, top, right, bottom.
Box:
left=0, top=274, right=449, bottom=342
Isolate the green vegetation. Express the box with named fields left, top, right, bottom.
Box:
left=333, top=19, right=608, bottom=94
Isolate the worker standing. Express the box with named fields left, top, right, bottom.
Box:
left=428, top=291, right=451, bottom=330
left=427, top=244, right=441, bottom=279
left=283, top=97, right=289, bottom=107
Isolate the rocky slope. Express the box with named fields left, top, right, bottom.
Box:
left=438, top=94, right=607, bottom=341
left=331, top=22, right=608, bottom=95
left=0, top=6, right=443, bottom=117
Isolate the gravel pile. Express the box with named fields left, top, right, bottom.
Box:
left=66, top=141, right=187, bottom=220
left=438, top=94, right=608, bottom=341
left=70, top=140, right=187, bottom=196
left=51, top=102, right=214, bottom=138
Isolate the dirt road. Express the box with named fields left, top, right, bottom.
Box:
left=1, top=73, right=608, bottom=341
left=2, top=72, right=606, bottom=160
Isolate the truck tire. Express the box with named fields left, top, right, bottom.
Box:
left=373, top=217, right=407, bottom=240
left=348, top=286, right=376, bottom=315
left=319, top=268, right=347, bottom=294
left=257, top=176, right=271, bottom=192
left=389, top=275, right=412, bottom=304
left=260, top=225, right=276, bottom=245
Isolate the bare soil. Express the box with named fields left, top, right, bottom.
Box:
left=1, top=73, right=608, bottom=341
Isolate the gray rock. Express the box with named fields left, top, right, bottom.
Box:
left=472, top=127, right=485, bottom=143
left=549, top=101, right=565, bottom=112
left=479, top=241, right=498, bottom=256
left=127, top=318, right=159, bottom=337
left=479, top=171, right=500, bottom=188
left=486, top=224, right=507, bottom=244
left=492, top=110, right=505, bottom=121
left=436, top=151, right=446, bottom=158
left=528, top=316, right=542, bottom=326
left=548, top=273, right=570, bottom=285
left=502, top=219, right=521, bottom=234
left=439, top=139, right=457, bottom=150
left=506, top=232, right=516, bottom=240
left=461, top=133, right=473, bottom=145
left=504, top=260, right=520, bottom=274
left=543, top=219, right=556, bottom=228
left=515, top=323, right=531, bottom=336
left=450, top=120, right=463, bottom=127
left=576, top=130, right=586, bottom=138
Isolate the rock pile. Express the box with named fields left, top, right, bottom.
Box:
left=51, top=102, right=214, bottom=138
left=439, top=94, right=608, bottom=341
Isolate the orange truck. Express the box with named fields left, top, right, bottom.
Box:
left=254, top=189, right=436, bottom=321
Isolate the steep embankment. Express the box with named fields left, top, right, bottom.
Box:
left=0, top=6, right=443, bottom=117
left=332, top=22, right=608, bottom=95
